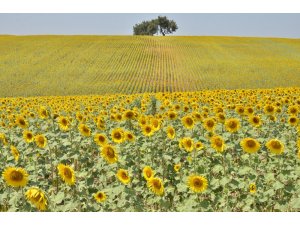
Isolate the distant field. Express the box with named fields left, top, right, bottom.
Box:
left=0, top=35, right=299, bottom=97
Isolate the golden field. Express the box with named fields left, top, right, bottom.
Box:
left=0, top=35, right=300, bottom=97
left=0, top=88, right=300, bottom=211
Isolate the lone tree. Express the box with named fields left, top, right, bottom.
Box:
left=133, top=16, right=178, bottom=36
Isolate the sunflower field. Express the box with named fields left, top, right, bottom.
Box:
left=0, top=87, right=300, bottom=212
left=0, top=35, right=300, bottom=97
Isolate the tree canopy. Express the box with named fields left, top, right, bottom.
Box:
left=133, top=16, right=178, bottom=36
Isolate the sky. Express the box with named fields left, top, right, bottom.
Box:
left=0, top=13, right=300, bottom=38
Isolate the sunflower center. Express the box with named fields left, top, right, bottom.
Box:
left=207, top=120, right=214, bottom=128
left=63, top=168, right=72, bottom=179
left=290, top=108, right=297, bottom=114
left=98, top=136, right=105, bottom=142
left=27, top=133, right=33, bottom=139
left=19, top=119, right=25, bottom=126
left=121, top=172, right=128, bottom=180
left=145, top=126, right=152, bottom=133
left=169, top=113, right=175, bottom=119
left=97, top=193, right=103, bottom=199
left=271, top=141, right=282, bottom=150
left=106, top=147, right=115, bottom=158
left=246, top=140, right=256, bottom=148
left=153, top=180, right=161, bottom=189
left=228, top=121, right=237, bottom=129
left=290, top=118, right=296, bottom=123
left=146, top=170, right=152, bottom=178
left=185, top=117, right=193, bottom=126
left=38, top=137, right=45, bottom=145
left=61, top=119, right=67, bottom=126
left=186, top=140, right=192, bottom=148
left=193, top=178, right=203, bottom=188
left=83, top=127, right=89, bottom=133
left=253, top=117, right=259, bottom=124
left=266, top=106, right=274, bottom=112
left=114, top=132, right=122, bottom=139
left=10, top=171, right=23, bottom=181
left=126, top=112, right=134, bottom=119
left=215, top=139, right=223, bottom=147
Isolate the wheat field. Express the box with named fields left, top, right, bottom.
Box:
left=0, top=35, right=299, bottom=97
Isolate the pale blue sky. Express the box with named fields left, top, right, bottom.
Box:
left=0, top=14, right=299, bottom=38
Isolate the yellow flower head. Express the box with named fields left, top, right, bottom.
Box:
left=25, top=187, right=48, bottom=211
left=249, top=183, right=256, bottom=194
left=266, top=139, right=284, bottom=155
left=35, top=134, right=47, bottom=148
left=78, top=124, right=91, bottom=137
left=182, top=115, right=195, bottom=129
left=10, top=145, right=19, bottom=162
left=166, top=126, right=175, bottom=139
left=147, top=177, right=164, bottom=196
left=57, top=164, right=76, bottom=185
left=225, top=118, right=241, bottom=133
left=101, top=144, right=118, bottom=164
left=179, top=137, right=194, bottom=152
left=23, top=130, right=34, bottom=143
left=187, top=175, right=208, bottom=193
left=111, top=128, right=125, bottom=143
left=2, top=167, right=29, bottom=187
left=116, top=169, right=131, bottom=185
left=174, top=164, right=181, bottom=173
left=94, top=133, right=108, bottom=146
left=210, top=135, right=225, bottom=153
left=240, top=138, right=260, bottom=154
left=93, top=191, right=107, bottom=203
left=143, top=166, right=155, bottom=180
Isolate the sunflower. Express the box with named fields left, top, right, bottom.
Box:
left=151, top=118, right=161, bottom=131
left=93, top=191, right=107, bottom=203
left=147, top=177, right=164, bottom=196
left=94, top=133, right=108, bottom=146
left=195, top=141, right=204, bottom=150
left=143, top=166, right=154, bottom=180
left=0, top=133, right=8, bottom=145
left=125, top=131, right=135, bottom=142
left=167, top=111, right=177, bottom=120
left=111, top=128, right=125, bottom=143
left=10, top=145, right=19, bottom=162
left=179, top=137, right=194, bottom=152
left=25, top=187, right=48, bottom=211
left=287, top=105, right=298, bottom=115
left=57, top=164, right=76, bottom=185
left=166, top=126, right=175, bottom=139
left=78, top=124, right=91, bottom=137
left=249, top=183, right=256, bottom=194
left=181, top=115, right=195, bottom=129
left=2, top=167, right=29, bottom=187
left=248, top=115, right=262, bottom=127
left=174, top=164, right=181, bottom=173
left=210, top=135, right=225, bottom=153
left=116, top=169, right=130, bottom=185
left=123, top=110, right=135, bottom=120
left=58, top=116, right=70, bottom=131
left=39, top=107, right=48, bottom=119
left=35, top=134, right=47, bottom=148
left=15, top=116, right=28, bottom=129
left=142, top=124, right=155, bottom=137
left=23, top=130, right=34, bottom=143
left=266, top=139, right=284, bottom=155
left=240, top=138, right=260, bottom=154
left=264, top=104, right=276, bottom=115
left=101, top=144, right=118, bottom=164
left=187, top=175, right=208, bottom=193
left=225, top=118, right=241, bottom=133
left=288, top=116, right=298, bottom=126
left=203, top=117, right=216, bottom=131
left=216, top=112, right=226, bottom=123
